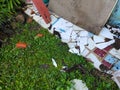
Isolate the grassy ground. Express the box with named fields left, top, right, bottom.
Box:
left=0, top=22, right=119, bottom=90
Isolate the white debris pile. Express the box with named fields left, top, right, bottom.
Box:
left=24, top=3, right=120, bottom=88
left=24, top=3, right=120, bottom=72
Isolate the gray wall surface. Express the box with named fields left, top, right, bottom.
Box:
left=49, top=0, right=117, bottom=34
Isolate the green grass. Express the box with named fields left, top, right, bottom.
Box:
left=0, top=22, right=119, bottom=90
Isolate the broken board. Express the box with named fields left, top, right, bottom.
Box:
left=48, top=0, right=117, bottom=34
left=32, top=0, right=51, bottom=24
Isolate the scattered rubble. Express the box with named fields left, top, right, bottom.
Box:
left=24, top=1, right=120, bottom=88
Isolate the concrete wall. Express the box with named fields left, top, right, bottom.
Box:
left=49, top=0, right=117, bottom=34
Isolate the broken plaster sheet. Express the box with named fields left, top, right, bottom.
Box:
left=67, top=42, right=77, bottom=49
left=79, top=44, right=85, bottom=54
left=51, top=18, right=73, bottom=31
left=99, top=27, right=115, bottom=39
left=69, top=47, right=81, bottom=56
left=51, top=18, right=84, bottom=33
left=81, top=48, right=90, bottom=57
left=87, top=53, right=102, bottom=70
left=68, top=35, right=89, bottom=54
left=95, top=39, right=115, bottom=50
left=86, top=38, right=96, bottom=50
left=93, top=35, right=105, bottom=44
left=109, top=48, right=120, bottom=59
left=76, top=37, right=88, bottom=45
left=76, top=41, right=87, bottom=53
left=51, top=18, right=79, bottom=43
left=78, top=30, right=89, bottom=37
left=53, top=22, right=89, bottom=44
left=60, top=31, right=74, bottom=43
left=69, top=30, right=78, bottom=42
left=68, top=41, right=87, bottom=55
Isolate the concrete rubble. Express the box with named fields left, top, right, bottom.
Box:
left=24, top=0, right=120, bottom=88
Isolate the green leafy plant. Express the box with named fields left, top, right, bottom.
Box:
left=0, top=21, right=119, bottom=90
left=0, top=0, right=24, bottom=26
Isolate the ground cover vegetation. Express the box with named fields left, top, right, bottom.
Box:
left=0, top=21, right=119, bottom=90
